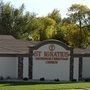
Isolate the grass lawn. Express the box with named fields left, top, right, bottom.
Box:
left=0, top=81, right=90, bottom=90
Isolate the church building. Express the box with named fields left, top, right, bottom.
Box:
left=0, top=35, right=90, bottom=81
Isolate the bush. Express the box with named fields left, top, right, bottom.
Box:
left=23, top=77, right=29, bottom=81
left=40, top=77, right=45, bottom=81
left=6, top=76, right=11, bottom=80
left=72, top=79, right=77, bottom=82
left=84, top=78, right=90, bottom=82
left=0, top=76, right=4, bottom=80
left=54, top=78, right=60, bottom=81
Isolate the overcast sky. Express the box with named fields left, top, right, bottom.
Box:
left=2, top=0, right=90, bottom=18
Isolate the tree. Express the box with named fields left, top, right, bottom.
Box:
left=62, top=17, right=72, bottom=24
left=31, top=17, right=56, bottom=41
left=68, top=4, right=90, bottom=25
left=67, top=4, right=90, bottom=47
left=53, top=23, right=67, bottom=43
left=0, top=2, right=35, bottom=39
left=48, top=9, right=61, bottom=24
left=0, top=2, right=25, bottom=38
left=0, top=2, right=14, bottom=35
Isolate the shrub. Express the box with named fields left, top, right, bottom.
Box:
left=23, top=77, right=29, bottom=81
left=0, top=76, right=4, bottom=80
left=72, top=79, right=77, bottom=82
left=6, top=76, right=11, bottom=80
left=40, top=77, right=45, bottom=81
left=54, top=78, right=60, bottom=81
left=84, top=78, right=90, bottom=82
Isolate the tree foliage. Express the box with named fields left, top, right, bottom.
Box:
left=0, top=2, right=90, bottom=48
left=31, top=17, right=56, bottom=41
left=48, top=9, right=61, bottom=24
left=67, top=4, right=90, bottom=47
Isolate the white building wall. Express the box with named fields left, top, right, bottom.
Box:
left=0, top=57, right=18, bottom=79
left=33, top=44, right=70, bottom=81
left=82, top=57, right=90, bottom=78
left=73, top=58, right=79, bottom=81
left=23, top=57, right=29, bottom=78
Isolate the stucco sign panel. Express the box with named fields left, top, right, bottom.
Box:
left=33, top=44, right=70, bottom=64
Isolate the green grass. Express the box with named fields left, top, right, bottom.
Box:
left=0, top=82, right=90, bottom=90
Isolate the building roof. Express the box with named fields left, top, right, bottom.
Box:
left=0, top=35, right=89, bottom=56
left=0, top=35, right=39, bottom=55
left=74, top=46, right=90, bottom=54
left=73, top=46, right=90, bottom=57
left=0, top=35, right=15, bottom=40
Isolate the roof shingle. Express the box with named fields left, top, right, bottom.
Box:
left=0, top=35, right=89, bottom=55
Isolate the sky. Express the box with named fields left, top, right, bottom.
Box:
left=2, top=0, right=90, bottom=18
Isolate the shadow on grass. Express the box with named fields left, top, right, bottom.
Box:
left=0, top=81, right=90, bottom=90
left=0, top=81, right=89, bottom=86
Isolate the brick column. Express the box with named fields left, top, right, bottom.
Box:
left=70, top=48, right=74, bottom=81
left=28, top=47, right=33, bottom=79
left=18, top=57, right=23, bottom=79
left=78, top=57, right=83, bottom=81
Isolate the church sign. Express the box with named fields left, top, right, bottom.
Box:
left=33, top=44, right=70, bottom=64
left=29, top=40, right=73, bottom=81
